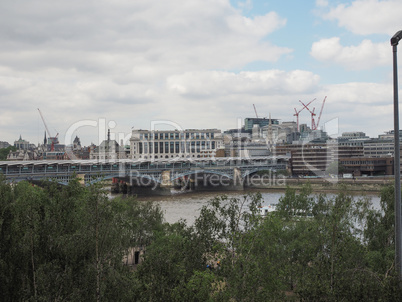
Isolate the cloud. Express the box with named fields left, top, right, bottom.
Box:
left=0, top=0, right=290, bottom=74
left=0, top=0, right=293, bottom=144
left=167, top=70, right=320, bottom=97
left=316, top=0, right=329, bottom=7
left=322, top=0, right=402, bottom=35
left=319, top=81, right=393, bottom=136
left=310, top=37, right=389, bottom=69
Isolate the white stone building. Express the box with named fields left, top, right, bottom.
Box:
left=129, top=129, right=224, bottom=160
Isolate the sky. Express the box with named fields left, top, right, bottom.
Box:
left=0, top=0, right=402, bottom=146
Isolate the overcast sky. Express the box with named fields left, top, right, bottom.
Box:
left=1, top=0, right=401, bottom=146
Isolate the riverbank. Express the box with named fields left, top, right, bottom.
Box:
left=247, top=177, right=394, bottom=194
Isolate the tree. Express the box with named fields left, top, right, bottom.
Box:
left=0, top=146, right=16, bottom=161
left=0, top=177, right=164, bottom=301
left=134, top=221, right=210, bottom=301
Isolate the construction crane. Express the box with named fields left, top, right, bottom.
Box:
left=299, top=100, right=317, bottom=130
left=37, top=108, right=59, bottom=151
left=294, top=98, right=315, bottom=132
left=253, top=104, right=259, bottom=118
left=316, top=96, right=327, bottom=130
left=299, top=97, right=327, bottom=131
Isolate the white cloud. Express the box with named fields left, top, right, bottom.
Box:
left=0, top=0, right=290, bottom=73
left=319, top=81, right=393, bottom=136
left=310, top=37, right=389, bottom=69
left=0, top=0, right=293, bottom=144
left=316, top=0, right=329, bottom=8
left=166, top=70, right=320, bottom=97
left=237, top=0, right=253, bottom=10
left=322, top=0, right=402, bottom=35
left=226, top=12, right=287, bottom=37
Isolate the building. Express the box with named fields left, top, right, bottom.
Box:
left=339, top=157, right=393, bottom=176
left=337, top=132, right=370, bottom=147
left=90, top=130, right=126, bottom=160
left=0, top=141, right=10, bottom=149
left=7, top=149, right=38, bottom=161
left=274, top=144, right=364, bottom=176
left=129, top=129, right=223, bottom=160
left=244, top=117, right=279, bottom=131
left=14, top=135, right=34, bottom=150
left=363, top=139, right=394, bottom=157
left=378, top=130, right=402, bottom=140
left=224, top=140, right=270, bottom=158
left=260, top=121, right=298, bottom=145
left=72, top=136, right=82, bottom=151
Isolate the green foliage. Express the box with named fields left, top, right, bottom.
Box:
left=364, top=185, right=396, bottom=275
left=134, top=220, right=210, bottom=301
left=1, top=177, right=401, bottom=301
left=0, top=146, right=16, bottom=161
left=0, top=177, right=163, bottom=301
left=134, top=186, right=402, bottom=301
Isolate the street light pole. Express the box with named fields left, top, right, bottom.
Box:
left=391, top=30, right=402, bottom=283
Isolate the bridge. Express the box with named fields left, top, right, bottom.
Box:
left=0, top=156, right=289, bottom=195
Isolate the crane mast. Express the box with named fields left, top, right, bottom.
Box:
left=316, top=96, right=327, bottom=129
left=253, top=104, right=259, bottom=118
left=294, top=98, right=315, bottom=131
left=37, top=108, right=51, bottom=138
left=37, top=108, right=59, bottom=150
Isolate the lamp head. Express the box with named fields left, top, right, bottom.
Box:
left=391, top=30, right=402, bottom=46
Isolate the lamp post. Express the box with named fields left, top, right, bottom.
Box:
left=391, top=30, right=402, bottom=282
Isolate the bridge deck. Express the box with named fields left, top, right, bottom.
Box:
left=0, top=156, right=288, bottom=184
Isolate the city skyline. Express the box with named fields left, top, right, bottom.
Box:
left=0, top=0, right=401, bottom=146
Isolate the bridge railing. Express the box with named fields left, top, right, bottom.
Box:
left=0, top=157, right=288, bottom=179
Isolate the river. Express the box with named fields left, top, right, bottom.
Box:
left=131, top=188, right=382, bottom=225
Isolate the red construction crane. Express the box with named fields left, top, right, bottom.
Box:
left=299, top=100, right=317, bottom=130
left=300, top=96, right=327, bottom=131
left=294, top=98, right=315, bottom=131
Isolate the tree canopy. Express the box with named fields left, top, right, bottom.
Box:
left=0, top=177, right=401, bottom=301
